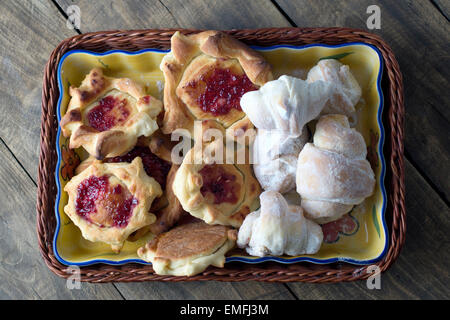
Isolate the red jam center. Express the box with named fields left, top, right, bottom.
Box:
left=105, top=146, right=171, bottom=188
left=75, top=175, right=138, bottom=228
left=87, top=95, right=130, bottom=132
left=196, top=68, right=257, bottom=116
left=199, top=165, right=240, bottom=204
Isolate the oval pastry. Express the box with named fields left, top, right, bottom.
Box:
left=60, top=68, right=162, bottom=159
left=63, top=157, right=162, bottom=252
left=137, top=222, right=237, bottom=276
left=172, top=138, right=261, bottom=228
left=296, top=115, right=375, bottom=224
left=160, top=31, right=272, bottom=140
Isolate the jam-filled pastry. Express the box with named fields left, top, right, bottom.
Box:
left=75, top=141, right=187, bottom=238
left=138, top=222, right=237, bottom=276
left=306, top=59, right=362, bottom=117
left=240, top=75, right=332, bottom=193
left=63, top=157, right=162, bottom=252
left=237, top=191, right=323, bottom=257
left=296, top=114, right=375, bottom=224
left=60, top=68, right=162, bottom=159
left=172, top=136, right=261, bottom=228
left=160, top=30, right=272, bottom=141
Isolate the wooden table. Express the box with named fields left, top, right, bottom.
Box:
left=0, top=0, right=448, bottom=300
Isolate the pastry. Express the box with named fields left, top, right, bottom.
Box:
left=63, top=157, right=162, bottom=252
left=251, top=127, right=309, bottom=193
left=172, top=133, right=261, bottom=228
left=160, top=31, right=272, bottom=141
left=237, top=191, right=323, bottom=257
left=138, top=222, right=237, bottom=276
left=60, top=68, right=162, bottom=159
left=240, top=75, right=332, bottom=193
left=306, top=59, right=362, bottom=117
left=240, top=75, right=332, bottom=135
left=76, top=139, right=187, bottom=238
left=296, top=114, right=375, bottom=224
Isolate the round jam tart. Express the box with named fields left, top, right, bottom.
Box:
left=172, top=139, right=261, bottom=228
left=64, top=157, right=162, bottom=252
left=75, top=144, right=187, bottom=238
left=160, top=31, right=272, bottom=141
left=60, top=68, right=162, bottom=160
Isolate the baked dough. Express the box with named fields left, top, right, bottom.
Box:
left=296, top=114, right=375, bottom=223
left=160, top=31, right=272, bottom=141
left=237, top=191, right=323, bottom=256
left=60, top=68, right=162, bottom=159
left=137, top=222, right=237, bottom=276
left=172, top=137, right=261, bottom=228
left=240, top=75, right=333, bottom=193
left=306, top=59, right=362, bottom=117
left=64, top=157, right=162, bottom=252
left=240, top=75, right=332, bottom=135
left=76, top=142, right=187, bottom=238
left=148, top=164, right=187, bottom=235
left=252, top=128, right=309, bottom=193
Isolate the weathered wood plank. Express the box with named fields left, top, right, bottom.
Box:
left=0, top=0, right=77, bottom=183
left=275, top=0, right=450, bottom=201
left=433, top=0, right=450, bottom=20
left=0, top=139, right=123, bottom=299
left=286, top=160, right=449, bottom=299
left=115, top=281, right=296, bottom=300
left=55, top=0, right=290, bottom=31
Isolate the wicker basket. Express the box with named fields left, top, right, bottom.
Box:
left=37, top=28, right=405, bottom=283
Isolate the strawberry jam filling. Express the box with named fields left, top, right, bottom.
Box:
left=75, top=175, right=138, bottom=228
left=105, top=146, right=171, bottom=188
left=199, top=165, right=240, bottom=204
left=194, top=68, right=257, bottom=116
left=87, top=95, right=130, bottom=132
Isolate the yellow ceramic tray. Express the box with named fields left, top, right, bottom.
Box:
left=54, top=43, right=387, bottom=266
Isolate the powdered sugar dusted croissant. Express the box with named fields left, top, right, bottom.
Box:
left=240, top=75, right=332, bottom=135
left=296, top=114, right=375, bottom=224
left=252, top=127, right=309, bottom=193
left=240, top=75, right=332, bottom=193
left=237, top=191, right=323, bottom=257
left=306, top=59, right=362, bottom=117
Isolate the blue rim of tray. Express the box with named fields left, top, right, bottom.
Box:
left=53, top=42, right=387, bottom=267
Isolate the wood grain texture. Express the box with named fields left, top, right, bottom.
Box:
left=115, top=281, right=296, bottom=300
left=55, top=0, right=290, bottom=31
left=1, top=0, right=447, bottom=300
left=0, top=0, right=76, bottom=180
left=0, top=140, right=123, bottom=299
left=287, top=160, right=449, bottom=299
left=433, top=0, right=450, bottom=20
left=275, top=0, right=450, bottom=202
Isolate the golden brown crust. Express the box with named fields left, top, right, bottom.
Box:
left=147, top=222, right=230, bottom=260
left=137, top=221, right=237, bottom=276
left=160, top=31, right=272, bottom=138
left=63, top=157, right=162, bottom=252
left=172, top=138, right=261, bottom=228
left=60, top=68, right=162, bottom=159
left=75, top=139, right=185, bottom=239
left=149, top=164, right=187, bottom=235
left=148, top=130, right=177, bottom=163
